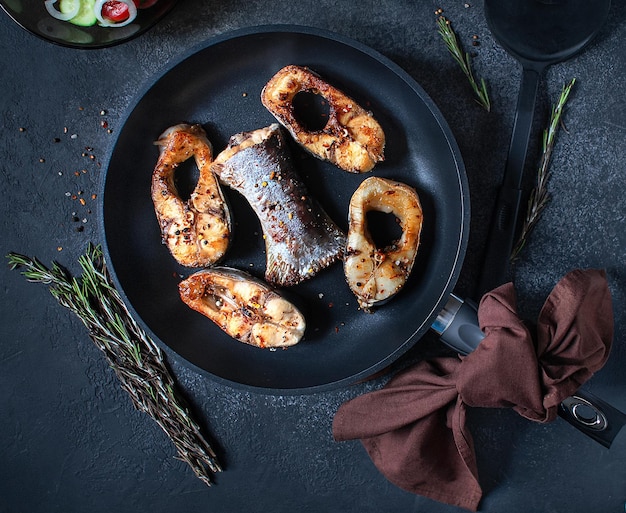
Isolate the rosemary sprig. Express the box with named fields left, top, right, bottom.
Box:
left=511, top=78, right=576, bottom=261
left=437, top=15, right=491, bottom=112
left=6, top=244, right=222, bottom=485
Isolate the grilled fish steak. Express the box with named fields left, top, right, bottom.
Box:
left=151, top=124, right=232, bottom=267
left=210, top=124, right=346, bottom=287
left=344, top=176, right=423, bottom=311
left=261, top=65, right=385, bottom=173
left=179, top=267, right=306, bottom=348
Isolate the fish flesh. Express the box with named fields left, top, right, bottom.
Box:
left=210, top=124, right=346, bottom=287
left=344, top=176, right=423, bottom=311
left=151, top=123, right=232, bottom=267
left=179, top=267, right=306, bottom=348
left=261, top=65, right=385, bottom=173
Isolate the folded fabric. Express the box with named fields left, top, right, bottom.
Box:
left=333, top=269, right=613, bottom=511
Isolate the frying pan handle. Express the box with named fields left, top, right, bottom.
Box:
left=433, top=294, right=482, bottom=356
left=432, top=295, right=626, bottom=447
left=558, top=390, right=626, bottom=448
left=475, top=66, right=542, bottom=296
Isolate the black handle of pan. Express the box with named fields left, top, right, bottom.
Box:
left=431, top=295, right=626, bottom=447
left=475, top=66, right=542, bottom=297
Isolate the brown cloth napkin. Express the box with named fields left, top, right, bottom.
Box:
left=333, top=269, right=613, bottom=511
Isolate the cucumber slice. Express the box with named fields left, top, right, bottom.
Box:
left=60, top=0, right=97, bottom=27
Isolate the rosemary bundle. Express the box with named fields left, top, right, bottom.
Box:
left=6, top=244, right=222, bottom=486
left=437, top=14, right=491, bottom=112
left=511, top=78, right=576, bottom=260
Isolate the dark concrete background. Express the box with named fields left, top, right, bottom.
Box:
left=1, top=1, right=625, bottom=512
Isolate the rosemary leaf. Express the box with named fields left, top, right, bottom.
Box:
left=6, top=244, right=222, bottom=484
left=511, top=78, right=576, bottom=261
left=437, top=15, right=491, bottom=112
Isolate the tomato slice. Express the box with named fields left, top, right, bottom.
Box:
left=102, top=0, right=130, bottom=21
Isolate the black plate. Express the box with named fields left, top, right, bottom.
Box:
left=0, top=0, right=177, bottom=48
left=100, top=25, right=470, bottom=393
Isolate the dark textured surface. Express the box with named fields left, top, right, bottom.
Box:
left=1, top=1, right=625, bottom=512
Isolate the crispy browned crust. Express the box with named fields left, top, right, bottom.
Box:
left=179, top=267, right=305, bottom=348
left=344, top=176, right=423, bottom=311
left=151, top=124, right=231, bottom=267
left=261, top=65, right=385, bottom=173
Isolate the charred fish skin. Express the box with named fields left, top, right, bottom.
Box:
left=151, top=123, right=232, bottom=268
left=179, top=267, right=306, bottom=349
left=210, top=124, right=346, bottom=287
left=344, top=176, right=423, bottom=312
left=261, top=65, right=385, bottom=173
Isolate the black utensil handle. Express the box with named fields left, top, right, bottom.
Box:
left=433, top=295, right=626, bottom=447
left=476, top=66, right=542, bottom=296
left=476, top=186, right=523, bottom=293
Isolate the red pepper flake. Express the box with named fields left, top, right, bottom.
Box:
left=79, top=198, right=86, bottom=206
left=91, top=194, right=97, bottom=200
left=57, top=246, right=63, bottom=252
left=101, top=120, right=108, bottom=129
left=328, top=302, right=334, bottom=308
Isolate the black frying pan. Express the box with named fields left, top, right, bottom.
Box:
left=100, top=25, right=470, bottom=393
